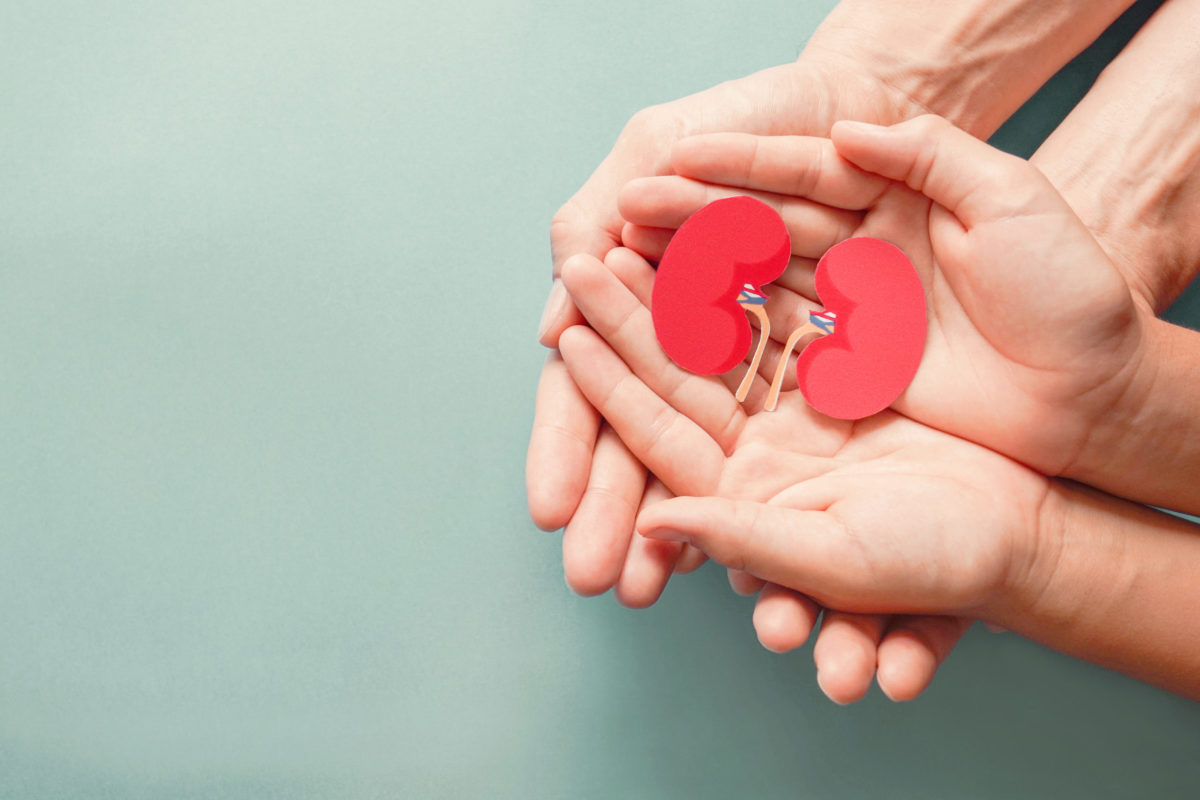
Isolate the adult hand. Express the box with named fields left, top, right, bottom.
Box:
left=615, top=0, right=1200, bottom=676
left=531, top=0, right=1141, bottom=701
left=530, top=56, right=914, bottom=534
left=529, top=58, right=969, bottom=705
left=637, top=115, right=1200, bottom=515
left=555, top=249, right=1041, bottom=700
left=621, top=115, right=1146, bottom=485
left=609, top=113, right=1147, bottom=698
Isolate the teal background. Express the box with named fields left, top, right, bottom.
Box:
left=1, top=1, right=1197, bottom=797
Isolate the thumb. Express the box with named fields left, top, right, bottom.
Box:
left=636, top=496, right=863, bottom=602
left=831, top=115, right=1055, bottom=227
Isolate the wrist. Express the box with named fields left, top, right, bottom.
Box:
left=992, top=480, right=1120, bottom=635
left=801, top=0, right=1136, bottom=138
left=799, top=7, right=1007, bottom=136
left=989, top=478, right=1063, bottom=627
left=1063, top=312, right=1166, bottom=492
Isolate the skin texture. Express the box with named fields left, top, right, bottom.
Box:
left=628, top=116, right=1200, bottom=509
left=613, top=115, right=1151, bottom=690
left=558, top=116, right=1200, bottom=700
left=1031, top=0, right=1200, bottom=311
left=608, top=1, right=1200, bottom=697
left=626, top=404, right=1200, bottom=700
left=625, top=116, right=1151, bottom=483
left=528, top=0, right=1200, bottom=703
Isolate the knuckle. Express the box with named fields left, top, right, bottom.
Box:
left=623, top=106, right=663, bottom=137
left=549, top=201, right=580, bottom=253
left=911, top=136, right=940, bottom=195
left=911, top=113, right=947, bottom=136
left=802, top=139, right=826, bottom=197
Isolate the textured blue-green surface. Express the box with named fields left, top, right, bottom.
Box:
left=1, top=1, right=1196, bottom=797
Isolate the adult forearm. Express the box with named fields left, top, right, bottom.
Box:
left=1000, top=479, right=1200, bottom=699
left=1032, top=0, right=1200, bottom=311
left=805, top=0, right=1137, bottom=136
left=1070, top=318, right=1200, bottom=515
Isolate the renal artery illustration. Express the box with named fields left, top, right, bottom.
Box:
left=651, top=197, right=926, bottom=420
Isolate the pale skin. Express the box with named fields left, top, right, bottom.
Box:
left=622, top=114, right=1200, bottom=513
left=621, top=105, right=1200, bottom=644
left=555, top=164, right=1200, bottom=700
left=1031, top=0, right=1200, bottom=311
left=565, top=111, right=1200, bottom=698
left=529, top=0, right=1200, bottom=702
left=618, top=368, right=1200, bottom=700
left=613, top=2, right=1200, bottom=700
left=610, top=5, right=1200, bottom=695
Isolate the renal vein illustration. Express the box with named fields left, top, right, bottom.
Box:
left=650, top=196, right=927, bottom=420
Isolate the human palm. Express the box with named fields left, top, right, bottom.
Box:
left=567, top=115, right=1142, bottom=697
left=530, top=64, right=974, bottom=705
left=555, top=256, right=1048, bottom=618
left=668, top=401, right=1046, bottom=618
left=619, top=116, right=1147, bottom=477
left=539, top=60, right=916, bottom=351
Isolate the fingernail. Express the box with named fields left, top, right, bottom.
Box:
left=640, top=527, right=689, bottom=542
left=538, top=279, right=568, bottom=342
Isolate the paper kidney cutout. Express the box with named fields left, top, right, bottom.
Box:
left=651, top=196, right=791, bottom=374
left=796, top=237, right=926, bottom=419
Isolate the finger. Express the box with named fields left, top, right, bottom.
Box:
left=621, top=223, right=819, bottom=305
left=598, top=243, right=816, bottom=408
left=728, top=569, right=765, bottom=596
left=558, top=325, right=725, bottom=499
left=537, top=280, right=585, bottom=347
left=544, top=197, right=621, bottom=346
left=620, top=222, right=674, bottom=263
left=831, top=115, right=1058, bottom=227
left=876, top=616, right=972, bottom=702
left=589, top=246, right=817, bottom=413
left=551, top=196, right=622, bottom=274
left=603, top=246, right=656, bottom=309
left=560, top=254, right=747, bottom=450
left=607, top=246, right=755, bottom=404
left=620, top=223, right=819, bottom=306
left=773, top=256, right=818, bottom=304
left=695, top=280, right=819, bottom=411
left=752, top=583, right=821, bottom=653
left=618, top=176, right=860, bottom=259
left=561, top=424, right=647, bottom=596
left=674, top=543, right=707, bottom=574
left=637, top=496, right=870, bottom=608
left=526, top=351, right=599, bottom=531
left=616, top=478, right=682, bottom=608
left=671, top=133, right=889, bottom=210
left=743, top=286, right=825, bottom=399
left=760, top=282, right=822, bottom=348
left=813, top=612, right=888, bottom=705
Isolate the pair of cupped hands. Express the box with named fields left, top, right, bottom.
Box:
left=534, top=113, right=1149, bottom=703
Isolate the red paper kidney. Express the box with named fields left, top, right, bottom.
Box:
left=796, top=237, right=926, bottom=419
left=651, top=196, right=791, bottom=374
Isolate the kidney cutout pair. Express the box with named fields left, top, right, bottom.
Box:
left=650, top=196, right=926, bottom=420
